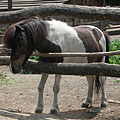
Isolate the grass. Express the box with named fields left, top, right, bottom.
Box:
left=0, top=72, right=16, bottom=85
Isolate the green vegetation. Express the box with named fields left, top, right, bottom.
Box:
left=109, top=39, right=120, bottom=83
left=116, top=79, right=120, bottom=83
left=30, top=56, right=40, bottom=61
left=0, top=72, right=15, bottom=85
left=109, top=39, right=120, bottom=64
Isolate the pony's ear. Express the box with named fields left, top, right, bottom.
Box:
left=15, top=25, right=24, bottom=31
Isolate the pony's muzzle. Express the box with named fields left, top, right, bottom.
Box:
left=9, top=63, right=22, bottom=74
left=9, top=55, right=26, bottom=74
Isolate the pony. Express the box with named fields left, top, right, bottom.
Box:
left=2, top=18, right=110, bottom=114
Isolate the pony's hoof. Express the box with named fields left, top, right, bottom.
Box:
left=50, top=108, right=59, bottom=114
left=35, top=108, right=43, bottom=113
left=81, top=102, right=89, bottom=108
left=101, top=103, right=107, bottom=108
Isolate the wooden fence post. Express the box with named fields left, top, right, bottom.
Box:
left=100, top=0, right=106, bottom=31
left=8, top=0, right=12, bottom=11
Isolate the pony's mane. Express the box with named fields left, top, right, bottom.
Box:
left=21, top=19, right=48, bottom=51
left=2, top=24, right=16, bottom=48
left=2, top=18, right=48, bottom=50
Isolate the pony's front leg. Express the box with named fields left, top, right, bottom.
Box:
left=82, top=75, right=94, bottom=107
left=50, top=74, right=61, bottom=114
left=35, top=73, right=49, bottom=113
left=99, top=76, right=107, bottom=107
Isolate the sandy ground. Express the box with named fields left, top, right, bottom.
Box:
left=0, top=65, right=120, bottom=120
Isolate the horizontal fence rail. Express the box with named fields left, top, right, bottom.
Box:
left=1, top=56, right=120, bottom=77
left=0, top=47, right=120, bottom=57
left=0, top=4, right=120, bottom=24
left=32, top=51, right=120, bottom=57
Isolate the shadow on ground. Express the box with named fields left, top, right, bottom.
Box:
left=0, top=107, right=104, bottom=120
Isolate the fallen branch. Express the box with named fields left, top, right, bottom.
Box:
left=1, top=56, right=120, bottom=77
left=0, top=4, right=120, bottom=24
left=108, top=99, right=120, bottom=104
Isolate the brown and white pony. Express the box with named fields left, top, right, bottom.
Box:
left=2, top=18, right=110, bottom=114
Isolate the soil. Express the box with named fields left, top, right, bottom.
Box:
left=0, top=65, right=120, bottom=120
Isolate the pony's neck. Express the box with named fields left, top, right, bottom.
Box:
left=26, top=19, right=62, bottom=54
left=30, top=20, right=48, bottom=52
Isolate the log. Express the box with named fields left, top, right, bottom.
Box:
left=0, top=56, right=10, bottom=65
left=1, top=48, right=120, bottom=57
left=1, top=56, right=120, bottom=77
left=107, top=30, right=120, bottom=36
left=32, top=50, right=120, bottom=57
left=0, top=4, right=120, bottom=24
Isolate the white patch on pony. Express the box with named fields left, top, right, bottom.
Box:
left=99, top=36, right=106, bottom=62
left=45, top=20, right=88, bottom=63
left=99, top=36, right=106, bottom=52
left=94, top=26, right=106, bottom=62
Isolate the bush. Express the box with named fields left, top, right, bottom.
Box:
left=109, top=39, right=120, bottom=64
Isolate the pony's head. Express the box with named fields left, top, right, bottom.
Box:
left=2, top=24, right=34, bottom=73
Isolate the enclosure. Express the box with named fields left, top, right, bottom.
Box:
left=0, top=1, right=120, bottom=120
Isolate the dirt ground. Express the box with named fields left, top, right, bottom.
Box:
left=0, top=65, right=120, bottom=120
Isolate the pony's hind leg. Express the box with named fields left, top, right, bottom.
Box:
left=99, top=76, right=107, bottom=107
left=50, top=74, right=61, bottom=114
left=35, top=73, right=49, bottom=113
left=82, top=75, right=94, bottom=108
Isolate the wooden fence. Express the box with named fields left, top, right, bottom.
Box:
left=0, top=2, right=120, bottom=37
left=1, top=55, right=120, bottom=77
left=1, top=47, right=120, bottom=77
left=0, top=4, right=120, bottom=77
left=0, top=4, right=120, bottom=23
left=1, top=47, right=120, bottom=57
left=0, top=4, right=120, bottom=36
left=0, top=0, right=67, bottom=11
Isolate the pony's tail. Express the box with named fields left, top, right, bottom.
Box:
left=104, top=32, right=110, bottom=63
left=95, top=76, right=101, bottom=95
left=95, top=32, right=110, bottom=94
